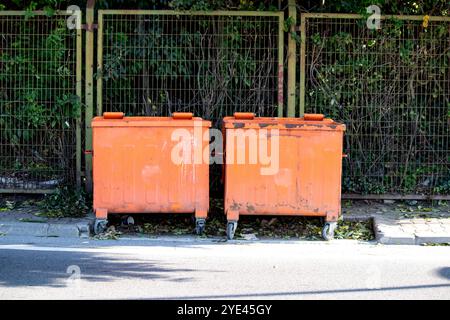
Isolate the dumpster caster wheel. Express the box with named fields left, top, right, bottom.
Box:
left=227, top=221, right=237, bottom=240
left=94, top=219, right=108, bottom=235
left=122, top=215, right=135, bottom=226
left=195, top=219, right=206, bottom=235
left=322, top=222, right=337, bottom=241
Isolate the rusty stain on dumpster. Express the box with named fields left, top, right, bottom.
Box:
left=223, top=113, right=345, bottom=223
left=92, top=112, right=211, bottom=221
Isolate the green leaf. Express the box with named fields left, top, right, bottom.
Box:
left=44, top=6, right=55, bottom=17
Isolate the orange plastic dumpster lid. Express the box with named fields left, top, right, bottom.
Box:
left=223, top=113, right=345, bottom=131
left=92, top=112, right=211, bottom=127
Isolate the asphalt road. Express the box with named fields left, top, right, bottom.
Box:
left=0, top=235, right=449, bottom=299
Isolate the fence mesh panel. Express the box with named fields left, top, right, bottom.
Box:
left=98, top=12, right=283, bottom=126
left=302, top=15, right=450, bottom=196
left=0, top=13, right=81, bottom=192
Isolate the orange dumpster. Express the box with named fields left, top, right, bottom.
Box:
left=91, top=112, right=211, bottom=235
left=223, top=113, right=346, bottom=240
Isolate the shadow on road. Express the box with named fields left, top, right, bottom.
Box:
left=437, top=267, right=450, bottom=280
left=0, top=249, right=200, bottom=288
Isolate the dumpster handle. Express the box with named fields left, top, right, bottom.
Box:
left=304, top=114, right=325, bottom=121
left=103, top=112, right=124, bottom=119
left=234, top=112, right=255, bottom=120
left=172, top=112, right=193, bottom=120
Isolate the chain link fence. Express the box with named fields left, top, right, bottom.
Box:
left=300, top=14, right=450, bottom=198
left=97, top=10, right=284, bottom=126
left=0, top=11, right=82, bottom=193
left=1, top=10, right=449, bottom=199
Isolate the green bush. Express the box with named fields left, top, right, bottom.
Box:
left=305, top=18, right=450, bottom=194
left=0, top=14, right=80, bottom=183
left=39, top=187, right=89, bottom=218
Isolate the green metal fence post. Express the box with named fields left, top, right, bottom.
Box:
left=96, top=11, right=103, bottom=116
left=76, top=13, right=82, bottom=188
left=287, top=0, right=297, bottom=117
left=278, top=12, right=284, bottom=117
left=298, top=13, right=306, bottom=117
left=85, top=8, right=94, bottom=193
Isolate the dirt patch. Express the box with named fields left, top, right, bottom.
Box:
left=342, top=199, right=450, bottom=219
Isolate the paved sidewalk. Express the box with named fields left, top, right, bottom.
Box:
left=0, top=210, right=92, bottom=238
left=1, top=198, right=449, bottom=245
left=374, top=215, right=450, bottom=245
left=343, top=201, right=450, bottom=245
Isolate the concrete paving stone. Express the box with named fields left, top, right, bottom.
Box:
left=0, top=220, right=92, bottom=238
left=415, top=232, right=450, bottom=245
left=47, top=224, right=81, bottom=238
left=377, top=233, right=416, bottom=245
left=411, top=219, right=429, bottom=224
left=377, top=226, right=411, bottom=235
left=399, top=225, right=418, bottom=234
left=428, top=224, right=446, bottom=233
left=397, top=220, right=414, bottom=224
left=77, top=224, right=90, bottom=238
left=377, top=216, right=397, bottom=222
left=420, top=219, right=442, bottom=224
left=412, top=224, right=432, bottom=232
left=0, top=222, right=48, bottom=237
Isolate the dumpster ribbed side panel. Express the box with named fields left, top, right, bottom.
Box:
left=224, top=115, right=344, bottom=223
left=93, top=120, right=209, bottom=216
